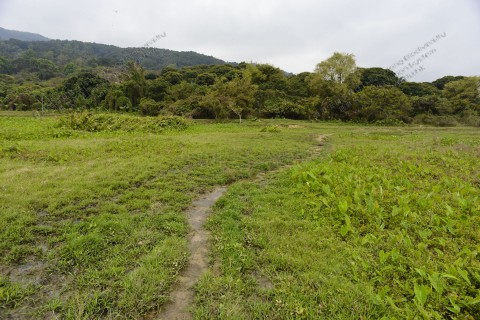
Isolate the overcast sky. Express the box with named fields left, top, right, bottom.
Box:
left=1, top=0, right=479, bottom=81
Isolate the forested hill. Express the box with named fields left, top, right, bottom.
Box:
left=0, top=27, right=50, bottom=41
left=0, top=38, right=228, bottom=72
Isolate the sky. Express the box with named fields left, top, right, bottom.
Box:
left=0, top=0, right=479, bottom=81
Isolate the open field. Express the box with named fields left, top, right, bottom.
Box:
left=0, top=113, right=479, bottom=319
left=0, top=114, right=319, bottom=319
left=195, top=125, right=479, bottom=319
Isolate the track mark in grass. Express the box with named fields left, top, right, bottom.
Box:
left=252, top=270, right=274, bottom=290
left=159, top=187, right=227, bottom=320
left=252, top=134, right=329, bottom=186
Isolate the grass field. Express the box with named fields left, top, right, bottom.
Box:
left=0, top=113, right=319, bottom=319
left=0, top=113, right=478, bottom=319
left=194, top=125, right=479, bottom=319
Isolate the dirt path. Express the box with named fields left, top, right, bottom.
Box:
left=158, top=134, right=328, bottom=319
left=158, top=187, right=227, bottom=320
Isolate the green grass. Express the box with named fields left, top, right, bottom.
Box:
left=0, top=114, right=321, bottom=319
left=194, top=126, right=480, bottom=319
left=1, top=113, right=478, bottom=319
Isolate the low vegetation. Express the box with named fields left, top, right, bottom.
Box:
left=194, top=125, right=479, bottom=319
left=0, top=113, right=317, bottom=319
left=57, top=112, right=190, bottom=133
left=1, top=113, right=478, bottom=319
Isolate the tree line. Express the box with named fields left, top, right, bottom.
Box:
left=1, top=49, right=479, bottom=126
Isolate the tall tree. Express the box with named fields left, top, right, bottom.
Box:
left=308, top=53, right=360, bottom=119
left=314, top=52, right=358, bottom=85
left=442, top=77, right=480, bottom=114
left=60, top=72, right=109, bottom=109
left=202, top=71, right=256, bottom=122
left=356, top=86, right=412, bottom=122
left=224, top=74, right=256, bottom=122
left=121, top=62, right=146, bottom=109
left=357, top=67, right=400, bottom=89
left=432, top=75, right=465, bottom=90
left=400, top=82, right=440, bottom=97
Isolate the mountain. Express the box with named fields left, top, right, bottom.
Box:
left=0, top=37, right=228, bottom=73
left=0, top=27, right=50, bottom=41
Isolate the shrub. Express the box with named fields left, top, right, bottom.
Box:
left=413, top=114, right=458, bottom=127
left=139, top=98, right=162, bottom=116
left=57, top=112, right=190, bottom=133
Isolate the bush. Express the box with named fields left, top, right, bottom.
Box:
left=413, top=114, right=458, bottom=127
left=139, top=98, right=162, bottom=116
left=116, top=96, right=132, bottom=112
left=459, top=110, right=480, bottom=127
left=57, top=112, right=190, bottom=133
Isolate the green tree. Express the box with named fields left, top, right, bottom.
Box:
left=314, top=52, right=359, bottom=85
left=116, top=96, right=132, bottom=111
left=162, top=71, right=183, bottom=85
left=443, top=77, right=480, bottom=114
left=63, top=62, right=78, bottom=75
left=200, top=86, right=230, bottom=121
left=165, top=81, right=200, bottom=102
left=0, top=57, right=12, bottom=74
left=253, top=89, right=285, bottom=117
left=145, top=72, right=158, bottom=80
left=146, top=78, right=170, bottom=101
left=249, top=64, right=288, bottom=91
left=432, top=75, right=465, bottom=90
left=35, top=58, right=58, bottom=80
left=139, top=98, right=162, bottom=116
left=308, top=53, right=360, bottom=120
left=121, top=62, right=146, bottom=109
left=285, top=72, right=312, bottom=97
left=319, top=85, right=357, bottom=120
left=105, top=88, right=132, bottom=111
left=3, top=83, right=43, bottom=110
left=357, top=67, right=400, bottom=89
left=201, top=73, right=256, bottom=122
left=61, top=72, right=109, bottom=109
left=356, top=86, right=412, bottom=122
left=411, top=95, right=453, bottom=116
left=196, top=73, right=216, bottom=86
left=224, top=74, right=256, bottom=122
left=0, top=75, right=14, bottom=99
left=400, top=82, right=440, bottom=97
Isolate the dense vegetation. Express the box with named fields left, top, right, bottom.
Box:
left=0, top=38, right=226, bottom=77
left=1, top=39, right=479, bottom=126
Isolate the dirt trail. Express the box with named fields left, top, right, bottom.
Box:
left=158, top=134, right=328, bottom=319
left=158, top=187, right=227, bottom=320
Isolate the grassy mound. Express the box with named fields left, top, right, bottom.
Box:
left=57, top=112, right=190, bottom=133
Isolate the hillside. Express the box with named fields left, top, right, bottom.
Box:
left=0, top=27, right=50, bottom=41
left=0, top=38, right=227, bottom=71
